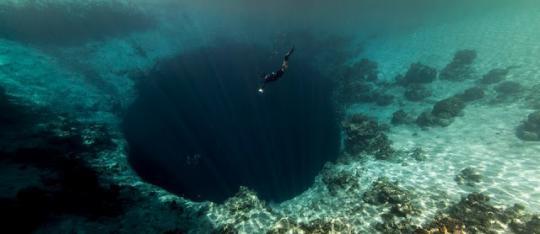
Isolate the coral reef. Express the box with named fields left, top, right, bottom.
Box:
left=223, top=187, right=268, bottom=215
left=208, top=187, right=276, bottom=233
left=417, top=216, right=464, bottom=234
left=440, top=49, right=477, bottom=81
left=268, top=217, right=353, bottom=234
left=345, top=82, right=376, bottom=103
left=211, top=185, right=358, bottom=233
left=418, top=193, right=540, bottom=234
left=457, top=86, right=485, bottom=102
left=362, top=177, right=413, bottom=208
left=480, top=67, right=511, bottom=84
left=454, top=167, right=482, bottom=186
left=432, top=96, right=466, bottom=119
left=404, top=84, right=432, bottom=102
left=447, top=193, right=515, bottom=233
left=375, top=219, right=419, bottom=234
left=337, top=59, right=380, bottom=105
left=526, top=85, right=540, bottom=109
left=416, top=111, right=448, bottom=127
left=343, top=114, right=394, bottom=159
left=490, top=80, right=524, bottom=104
left=510, top=214, right=540, bottom=234
left=516, top=111, right=540, bottom=141
left=408, top=147, right=427, bottom=161
left=391, top=109, right=414, bottom=125
left=0, top=105, right=128, bottom=232
left=321, top=163, right=359, bottom=195
left=397, top=62, right=437, bottom=85
left=363, top=177, right=420, bottom=232
left=416, top=96, right=466, bottom=127
left=494, top=81, right=523, bottom=97
left=0, top=90, right=210, bottom=233
left=345, top=58, right=379, bottom=82
left=374, top=93, right=395, bottom=106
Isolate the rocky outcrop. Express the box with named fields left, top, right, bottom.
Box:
left=516, top=111, right=540, bottom=141
left=0, top=101, right=127, bottom=232
left=395, top=63, right=436, bottom=103
left=391, top=109, right=414, bottom=125
left=416, top=96, right=466, bottom=127
left=404, top=84, right=432, bottom=102
left=526, top=84, right=540, bottom=109
left=374, top=93, right=394, bottom=106
left=440, top=49, right=477, bottom=81
left=418, top=193, right=539, bottom=234
left=343, top=114, right=394, bottom=160
left=321, top=164, right=359, bottom=196
left=363, top=177, right=413, bottom=208
left=432, top=96, right=466, bottom=119
left=338, top=59, right=380, bottom=105
left=223, top=187, right=268, bottom=215
left=457, top=86, right=485, bottom=102
left=510, top=215, right=540, bottom=234
left=416, top=111, right=448, bottom=127
left=209, top=186, right=276, bottom=233
left=397, top=62, right=437, bottom=85
left=408, top=147, right=427, bottom=161
left=455, top=167, right=482, bottom=186
left=268, top=217, right=352, bottom=234
left=0, top=88, right=208, bottom=233
left=480, top=68, right=511, bottom=84
left=363, top=177, right=420, bottom=233
left=494, top=81, right=523, bottom=97
left=343, top=82, right=376, bottom=103
left=345, top=58, right=379, bottom=82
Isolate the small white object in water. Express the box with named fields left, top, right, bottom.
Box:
left=258, top=88, right=264, bottom=93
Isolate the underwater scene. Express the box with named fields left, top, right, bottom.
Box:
left=1, top=0, right=540, bottom=233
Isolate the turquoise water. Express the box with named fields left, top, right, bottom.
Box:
left=1, top=1, right=539, bottom=233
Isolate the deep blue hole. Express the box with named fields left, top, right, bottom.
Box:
left=123, top=43, right=340, bottom=202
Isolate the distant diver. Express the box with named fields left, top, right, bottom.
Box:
left=258, top=46, right=295, bottom=93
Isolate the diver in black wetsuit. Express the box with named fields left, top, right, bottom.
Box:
left=258, top=46, right=295, bottom=93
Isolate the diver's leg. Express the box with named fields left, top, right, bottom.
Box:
left=281, top=61, right=288, bottom=71
left=281, top=46, right=294, bottom=70
left=284, top=45, right=295, bottom=61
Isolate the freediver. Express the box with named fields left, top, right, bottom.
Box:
left=258, top=46, right=295, bottom=93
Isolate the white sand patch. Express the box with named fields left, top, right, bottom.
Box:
left=389, top=102, right=540, bottom=210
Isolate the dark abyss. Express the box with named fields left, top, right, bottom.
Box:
left=123, top=43, right=340, bottom=202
